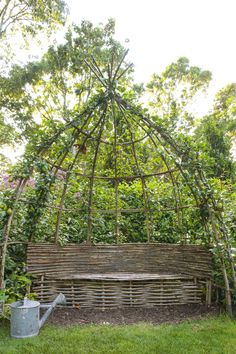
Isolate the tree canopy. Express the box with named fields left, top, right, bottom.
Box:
left=0, top=0, right=67, bottom=39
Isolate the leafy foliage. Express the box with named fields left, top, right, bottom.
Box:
left=147, top=57, right=212, bottom=132
left=0, top=0, right=68, bottom=39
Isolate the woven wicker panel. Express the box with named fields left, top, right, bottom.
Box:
left=33, top=277, right=203, bottom=308
left=27, top=243, right=212, bottom=279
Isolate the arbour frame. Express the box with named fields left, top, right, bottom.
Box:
left=0, top=52, right=235, bottom=314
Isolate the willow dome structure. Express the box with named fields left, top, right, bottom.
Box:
left=0, top=52, right=235, bottom=313
left=11, top=53, right=206, bottom=245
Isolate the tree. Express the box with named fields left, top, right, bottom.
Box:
left=0, top=0, right=68, bottom=155
left=0, top=0, right=67, bottom=39
left=195, top=83, right=236, bottom=180
left=0, top=64, right=39, bottom=149
left=147, top=57, right=212, bottom=133
left=213, top=83, right=236, bottom=133
left=0, top=20, right=130, bottom=149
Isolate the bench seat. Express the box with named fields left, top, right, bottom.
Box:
left=51, top=272, right=194, bottom=281
left=27, top=243, right=212, bottom=308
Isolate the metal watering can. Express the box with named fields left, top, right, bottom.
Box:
left=10, top=293, right=66, bottom=338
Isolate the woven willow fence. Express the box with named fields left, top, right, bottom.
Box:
left=27, top=243, right=212, bottom=308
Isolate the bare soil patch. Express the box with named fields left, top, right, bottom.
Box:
left=48, top=305, right=219, bottom=326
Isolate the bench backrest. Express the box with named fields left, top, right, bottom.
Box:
left=27, top=243, right=212, bottom=279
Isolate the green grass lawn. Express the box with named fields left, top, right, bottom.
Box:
left=0, top=316, right=236, bottom=354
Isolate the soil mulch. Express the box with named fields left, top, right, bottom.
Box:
left=48, top=305, right=219, bottom=326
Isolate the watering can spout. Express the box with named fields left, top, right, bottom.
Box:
left=39, top=293, right=66, bottom=329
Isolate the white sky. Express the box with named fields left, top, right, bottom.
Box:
left=67, top=0, right=236, bottom=89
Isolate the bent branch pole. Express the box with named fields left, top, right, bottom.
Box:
left=0, top=178, right=28, bottom=290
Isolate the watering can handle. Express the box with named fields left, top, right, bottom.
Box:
left=39, top=293, right=66, bottom=329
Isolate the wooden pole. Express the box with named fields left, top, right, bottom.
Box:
left=0, top=179, right=27, bottom=290
left=208, top=211, right=233, bottom=316
left=118, top=104, right=152, bottom=242
left=112, top=100, right=120, bottom=243
left=87, top=108, right=107, bottom=243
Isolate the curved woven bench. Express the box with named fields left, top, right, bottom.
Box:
left=27, top=243, right=212, bottom=308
